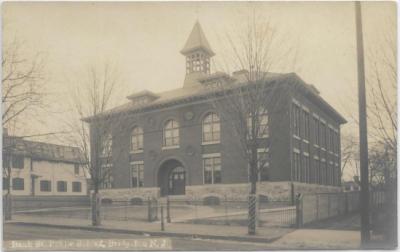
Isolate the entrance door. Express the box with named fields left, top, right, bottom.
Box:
left=168, top=166, right=185, bottom=195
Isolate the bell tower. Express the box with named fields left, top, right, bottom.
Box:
left=181, top=21, right=215, bottom=87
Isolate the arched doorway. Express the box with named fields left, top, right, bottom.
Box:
left=158, top=159, right=186, bottom=196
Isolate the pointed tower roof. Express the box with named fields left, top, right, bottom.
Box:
left=180, top=21, right=215, bottom=56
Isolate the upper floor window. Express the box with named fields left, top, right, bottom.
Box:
left=40, top=180, right=52, bottom=192
left=329, top=128, right=335, bottom=153
left=131, top=126, right=144, bottom=152
left=57, top=181, right=67, bottom=192
left=12, top=155, right=24, bottom=169
left=163, top=119, right=179, bottom=147
left=292, top=103, right=301, bottom=137
left=72, top=182, right=82, bottom=192
left=12, top=178, right=24, bottom=190
left=247, top=108, right=269, bottom=138
left=130, top=161, right=144, bottom=188
left=74, top=164, right=79, bottom=175
left=101, top=134, right=112, bottom=156
left=313, top=116, right=319, bottom=146
left=320, top=122, right=326, bottom=149
left=202, top=113, right=220, bottom=143
left=303, top=110, right=310, bottom=140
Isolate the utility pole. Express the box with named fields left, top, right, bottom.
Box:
left=355, top=1, right=370, bottom=245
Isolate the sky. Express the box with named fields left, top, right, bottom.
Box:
left=2, top=1, right=397, bottom=180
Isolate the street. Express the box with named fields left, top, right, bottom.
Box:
left=4, top=223, right=275, bottom=251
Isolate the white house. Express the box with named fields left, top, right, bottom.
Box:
left=3, top=133, right=88, bottom=196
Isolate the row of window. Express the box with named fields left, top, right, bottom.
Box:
left=102, top=111, right=269, bottom=155
left=3, top=155, right=81, bottom=176
left=125, top=150, right=270, bottom=189
left=3, top=178, right=82, bottom=192
left=3, top=155, right=24, bottom=169
left=292, top=150, right=340, bottom=186
left=292, top=101, right=339, bottom=154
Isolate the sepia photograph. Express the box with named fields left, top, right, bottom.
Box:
left=2, top=1, right=397, bottom=250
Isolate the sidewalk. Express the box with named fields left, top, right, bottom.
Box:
left=270, top=229, right=361, bottom=249
left=9, top=215, right=291, bottom=243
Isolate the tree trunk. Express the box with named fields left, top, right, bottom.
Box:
left=4, top=193, right=12, bottom=221
left=91, top=191, right=101, bottom=226
left=248, top=150, right=258, bottom=235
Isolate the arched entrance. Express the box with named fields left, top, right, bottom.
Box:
left=158, top=159, right=186, bottom=196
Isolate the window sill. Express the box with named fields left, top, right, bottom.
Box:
left=293, top=135, right=301, bottom=140
left=130, top=150, right=144, bottom=154
left=314, top=144, right=319, bottom=148
left=302, top=139, right=309, bottom=144
left=201, top=141, right=220, bottom=145
left=162, top=145, right=179, bottom=150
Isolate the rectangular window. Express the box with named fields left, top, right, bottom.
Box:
left=203, top=155, right=221, bottom=184
left=3, top=154, right=9, bottom=169
left=292, top=150, right=301, bottom=182
left=313, top=116, right=319, bottom=146
left=12, top=178, right=24, bottom=190
left=326, top=127, right=330, bottom=151
left=303, top=110, right=310, bottom=140
left=302, top=154, right=310, bottom=183
left=40, top=180, right=51, bottom=192
left=74, top=164, right=79, bottom=175
left=101, top=134, right=112, bottom=156
left=320, top=122, right=326, bottom=149
left=321, top=160, right=327, bottom=185
left=131, top=161, right=144, bottom=188
left=314, top=157, right=320, bottom=184
left=57, top=181, right=67, bottom=192
left=72, top=182, right=82, bottom=192
left=292, top=103, right=301, bottom=137
left=100, top=163, right=113, bottom=189
left=3, top=178, right=9, bottom=190
left=257, top=148, right=270, bottom=181
left=12, top=155, right=24, bottom=169
left=329, top=128, right=334, bottom=152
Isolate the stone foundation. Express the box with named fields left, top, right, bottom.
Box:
left=99, top=181, right=341, bottom=202
left=99, top=187, right=160, bottom=201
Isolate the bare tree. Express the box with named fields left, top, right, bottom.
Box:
left=2, top=35, right=48, bottom=220
left=207, top=15, right=298, bottom=235
left=64, top=62, right=130, bottom=226
left=2, top=37, right=46, bottom=131
left=340, top=133, right=359, bottom=182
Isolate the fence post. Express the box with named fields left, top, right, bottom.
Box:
left=316, top=194, right=319, bottom=220
left=327, top=194, right=331, bottom=217
left=166, top=196, right=171, bottom=223
left=344, top=193, right=349, bottom=214
left=295, top=194, right=303, bottom=228
left=147, top=197, right=151, bottom=222
left=291, top=183, right=295, bottom=205
left=224, top=195, right=229, bottom=225
left=161, top=205, right=165, bottom=231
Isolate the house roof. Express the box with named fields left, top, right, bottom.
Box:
left=84, top=72, right=347, bottom=125
left=180, top=21, right=215, bottom=56
left=3, top=136, right=84, bottom=164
